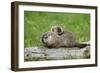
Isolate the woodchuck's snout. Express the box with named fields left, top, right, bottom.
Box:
left=41, top=33, right=49, bottom=44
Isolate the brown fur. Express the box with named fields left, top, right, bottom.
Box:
left=41, top=26, right=88, bottom=48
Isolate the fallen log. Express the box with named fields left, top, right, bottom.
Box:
left=24, top=44, right=90, bottom=61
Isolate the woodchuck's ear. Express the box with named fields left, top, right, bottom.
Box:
left=51, top=26, right=64, bottom=35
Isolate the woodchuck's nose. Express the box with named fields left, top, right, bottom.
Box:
left=41, top=37, right=44, bottom=43
left=42, top=39, right=44, bottom=42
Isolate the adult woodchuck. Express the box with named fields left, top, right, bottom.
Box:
left=41, top=26, right=89, bottom=48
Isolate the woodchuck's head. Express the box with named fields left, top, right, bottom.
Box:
left=41, top=32, right=60, bottom=48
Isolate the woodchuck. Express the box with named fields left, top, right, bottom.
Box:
left=41, top=26, right=89, bottom=48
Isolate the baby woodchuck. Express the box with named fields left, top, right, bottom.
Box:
left=41, top=26, right=88, bottom=48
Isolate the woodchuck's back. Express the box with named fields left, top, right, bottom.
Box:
left=60, top=31, right=77, bottom=47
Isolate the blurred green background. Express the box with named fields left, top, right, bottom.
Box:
left=24, top=11, right=90, bottom=48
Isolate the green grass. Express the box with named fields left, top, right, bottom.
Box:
left=24, top=11, right=90, bottom=48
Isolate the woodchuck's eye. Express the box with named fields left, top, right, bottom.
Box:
left=44, top=36, right=48, bottom=39
left=42, top=34, right=48, bottom=39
